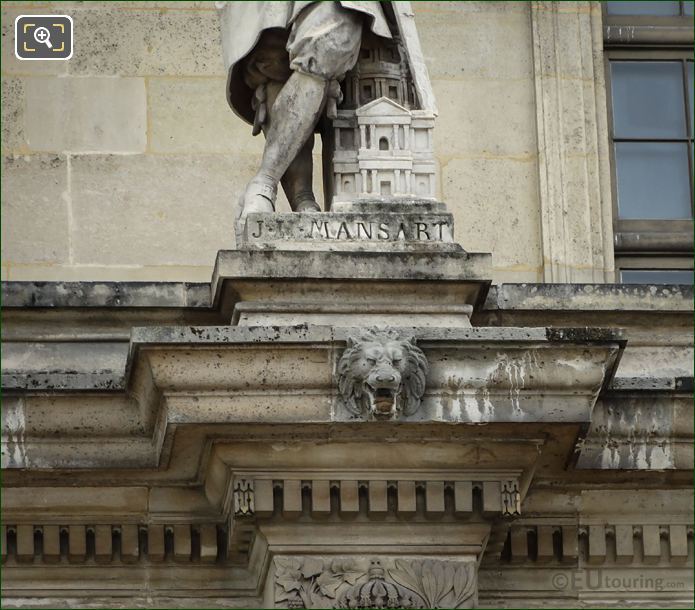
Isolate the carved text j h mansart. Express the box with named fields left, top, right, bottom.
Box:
left=246, top=217, right=452, bottom=243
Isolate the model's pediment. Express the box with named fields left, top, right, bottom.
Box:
left=356, top=96, right=410, bottom=117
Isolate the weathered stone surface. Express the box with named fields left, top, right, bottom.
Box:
left=126, top=325, right=621, bottom=347
left=66, top=5, right=224, bottom=76
left=4, top=280, right=690, bottom=313
left=1, top=77, right=26, bottom=153
left=442, top=157, right=542, bottom=283
left=0, top=597, right=261, bottom=609
left=70, top=154, right=246, bottom=265
left=1, top=155, right=70, bottom=264
left=0, top=324, right=624, bottom=472
left=485, top=283, right=694, bottom=311
left=2, top=342, right=128, bottom=392
left=610, top=376, right=694, bottom=392
left=213, top=249, right=491, bottom=286
left=148, top=77, right=264, bottom=155
left=211, top=248, right=490, bottom=326
left=433, top=79, right=537, bottom=158
left=413, top=2, right=532, bottom=80
left=531, top=2, right=614, bottom=283
left=2, top=486, right=148, bottom=518
left=270, top=555, right=477, bottom=609
left=0, top=7, right=69, bottom=76
left=25, top=77, right=146, bottom=153
left=577, top=394, right=694, bottom=470
left=124, top=325, right=622, bottom=426
left=1, top=281, right=210, bottom=308
left=239, top=209, right=457, bottom=251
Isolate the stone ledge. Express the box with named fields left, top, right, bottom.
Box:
left=1, top=370, right=124, bottom=392
left=3, top=281, right=691, bottom=312
left=13, top=372, right=692, bottom=396
left=485, top=283, right=694, bottom=312
left=609, top=376, right=694, bottom=393
left=1, top=281, right=211, bottom=308
left=2, top=325, right=625, bottom=395
left=129, top=324, right=627, bottom=345
left=211, top=248, right=491, bottom=287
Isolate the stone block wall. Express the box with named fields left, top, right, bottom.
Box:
left=2, top=1, right=558, bottom=282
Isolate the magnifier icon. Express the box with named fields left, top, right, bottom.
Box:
left=33, top=26, right=53, bottom=49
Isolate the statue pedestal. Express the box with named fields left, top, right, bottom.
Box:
left=229, top=199, right=489, bottom=327
left=212, top=248, right=491, bottom=328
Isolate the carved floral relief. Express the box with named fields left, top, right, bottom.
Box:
left=274, top=556, right=476, bottom=609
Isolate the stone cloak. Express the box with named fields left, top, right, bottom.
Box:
left=216, top=1, right=394, bottom=125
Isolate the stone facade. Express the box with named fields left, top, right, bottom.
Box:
left=1, top=2, right=693, bottom=609
left=3, top=0, right=549, bottom=283
left=2, top=279, right=692, bottom=608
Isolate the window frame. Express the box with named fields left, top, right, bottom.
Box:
left=605, top=49, right=694, bottom=239
left=602, top=2, right=694, bottom=278
left=617, top=255, right=694, bottom=283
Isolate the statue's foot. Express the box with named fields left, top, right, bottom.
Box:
left=293, top=195, right=321, bottom=214
left=237, top=177, right=277, bottom=223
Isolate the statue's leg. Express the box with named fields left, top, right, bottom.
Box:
left=281, top=135, right=320, bottom=213
left=238, top=3, right=363, bottom=222
left=239, top=72, right=327, bottom=220
left=263, top=81, right=320, bottom=214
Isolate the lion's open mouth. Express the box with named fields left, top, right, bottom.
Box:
left=365, top=384, right=400, bottom=417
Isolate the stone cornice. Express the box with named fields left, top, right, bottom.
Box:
left=2, top=325, right=623, bottom=472
left=3, top=281, right=692, bottom=313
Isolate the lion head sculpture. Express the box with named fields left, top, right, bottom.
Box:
left=337, top=329, right=429, bottom=419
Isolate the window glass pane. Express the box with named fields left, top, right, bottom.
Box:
left=621, top=270, right=693, bottom=284
left=606, top=1, right=679, bottom=15
left=689, top=61, right=694, bottom=137
left=685, top=1, right=694, bottom=16
left=615, top=142, right=691, bottom=219
left=611, top=62, right=686, bottom=138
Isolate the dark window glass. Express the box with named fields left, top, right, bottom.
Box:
left=606, top=1, right=680, bottom=15
left=685, top=1, right=694, bottom=16
left=620, top=269, right=694, bottom=283
left=615, top=142, right=691, bottom=219
left=611, top=62, right=686, bottom=138
left=688, top=61, right=694, bottom=136
left=610, top=60, right=693, bottom=220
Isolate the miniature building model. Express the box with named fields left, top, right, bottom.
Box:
left=332, top=98, right=436, bottom=203
left=330, top=31, right=437, bottom=206
left=341, top=30, right=417, bottom=110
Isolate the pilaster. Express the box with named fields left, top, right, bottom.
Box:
left=531, top=1, right=615, bottom=282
